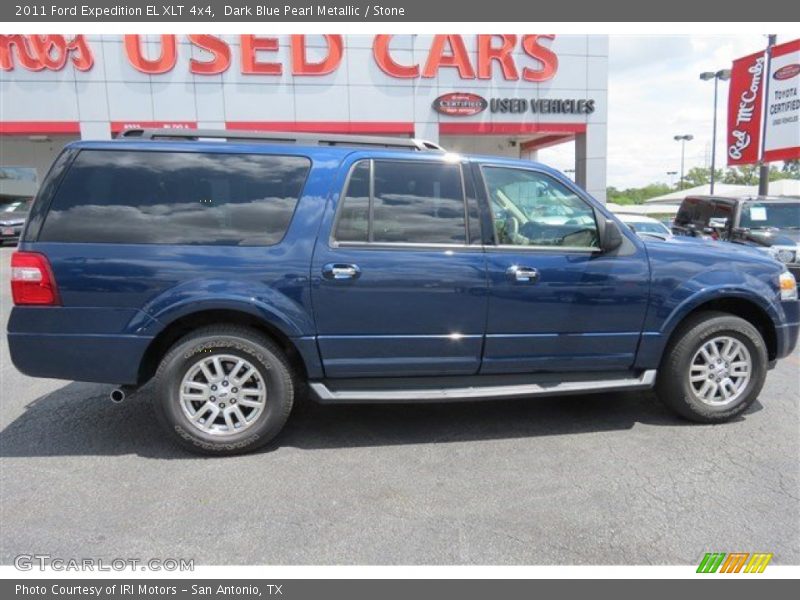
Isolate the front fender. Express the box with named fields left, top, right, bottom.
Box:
left=635, top=265, right=784, bottom=369
left=660, top=283, right=781, bottom=338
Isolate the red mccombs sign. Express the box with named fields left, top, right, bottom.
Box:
left=0, top=34, right=559, bottom=82
left=727, top=38, right=800, bottom=166
left=727, top=50, right=767, bottom=166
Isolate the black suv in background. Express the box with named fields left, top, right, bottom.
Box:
left=672, top=195, right=800, bottom=278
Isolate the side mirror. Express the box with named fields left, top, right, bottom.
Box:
left=600, top=217, right=624, bottom=252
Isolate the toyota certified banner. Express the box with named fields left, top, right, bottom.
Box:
left=727, top=50, right=766, bottom=165
left=763, top=39, right=800, bottom=162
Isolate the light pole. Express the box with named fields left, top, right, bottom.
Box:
left=673, top=135, right=694, bottom=190
left=700, top=69, right=732, bottom=194
left=667, top=170, right=678, bottom=187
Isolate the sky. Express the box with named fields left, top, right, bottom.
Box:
left=539, top=34, right=775, bottom=190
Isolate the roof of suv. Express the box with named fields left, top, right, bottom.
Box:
left=117, top=127, right=448, bottom=151
left=65, top=131, right=564, bottom=177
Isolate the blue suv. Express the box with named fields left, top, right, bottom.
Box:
left=7, top=129, right=799, bottom=455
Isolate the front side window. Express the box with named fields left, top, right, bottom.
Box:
left=334, top=159, right=467, bottom=245
left=482, top=166, right=599, bottom=248
left=39, top=150, right=310, bottom=245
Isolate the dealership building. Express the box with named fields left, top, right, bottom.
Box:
left=0, top=34, right=609, bottom=201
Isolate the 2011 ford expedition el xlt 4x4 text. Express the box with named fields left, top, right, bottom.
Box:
left=7, top=129, right=799, bottom=455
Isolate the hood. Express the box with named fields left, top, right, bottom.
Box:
left=0, top=216, right=26, bottom=226
left=740, top=228, right=800, bottom=247
left=643, top=234, right=779, bottom=266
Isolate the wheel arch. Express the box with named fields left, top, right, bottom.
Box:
left=137, top=308, right=312, bottom=385
left=663, top=295, right=777, bottom=361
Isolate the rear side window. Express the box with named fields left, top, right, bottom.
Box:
left=334, top=159, right=467, bottom=245
left=39, top=150, right=310, bottom=246
left=674, top=199, right=699, bottom=226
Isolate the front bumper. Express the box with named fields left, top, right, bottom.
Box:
left=775, top=299, right=800, bottom=360
left=787, top=264, right=800, bottom=281
left=0, top=225, right=22, bottom=244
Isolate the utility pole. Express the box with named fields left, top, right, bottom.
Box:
left=758, top=34, right=777, bottom=196
left=674, top=135, right=694, bottom=190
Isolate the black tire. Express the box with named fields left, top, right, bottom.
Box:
left=656, top=311, right=768, bottom=423
left=153, top=325, right=294, bottom=456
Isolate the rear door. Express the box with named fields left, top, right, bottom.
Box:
left=310, top=155, right=487, bottom=378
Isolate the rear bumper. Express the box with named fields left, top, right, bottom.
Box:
left=8, top=332, right=152, bottom=385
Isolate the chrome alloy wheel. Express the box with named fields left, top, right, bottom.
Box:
left=179, top=354, right=267, bottom=436
left=689, top=336, right=752, bottom=407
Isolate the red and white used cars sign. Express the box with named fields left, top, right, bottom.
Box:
left=762, top=39, right=800, bottom=163
left=727, top=50, right=766, bottom=166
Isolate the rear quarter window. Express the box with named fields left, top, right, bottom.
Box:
left=38, top=150, right=310, bottom=246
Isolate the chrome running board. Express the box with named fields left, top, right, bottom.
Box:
left=310, top=370, right=657, bottom=404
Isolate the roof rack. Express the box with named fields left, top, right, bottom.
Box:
left=118, top=128, right=446, bottom=152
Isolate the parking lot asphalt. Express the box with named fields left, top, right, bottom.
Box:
left=0, top=246, right=798, bottom=566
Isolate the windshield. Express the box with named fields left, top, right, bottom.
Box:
left=1, top=200, right=30, bottom=214
left=625, top=220, right=671, bottom=235
left=739, top=202, right=800, bottom=229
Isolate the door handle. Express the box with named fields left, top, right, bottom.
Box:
left=322, top=263, right=361, bottom=280
left=506, top=265, right=539, bottom=283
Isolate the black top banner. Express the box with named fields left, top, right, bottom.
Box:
left=3, top=0, right=799, bottom=22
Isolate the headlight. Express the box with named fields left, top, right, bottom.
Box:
left=779, top=271, right=798, bottom=301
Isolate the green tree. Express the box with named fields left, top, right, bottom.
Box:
left=722, top=165, right=760, bottom=185
left=782, top=160, right=799, bottom=179
left=607, top=183, right=672, bottom=205
left=722, top=164, right=798, bottom=184
left=682, top=167, right=723, bottom=188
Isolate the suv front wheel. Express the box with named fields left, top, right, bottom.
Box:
left=153, top=325, right=295, bottom=455
left=656, top=311, right=768, bottom=423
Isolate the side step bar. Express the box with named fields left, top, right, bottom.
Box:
left=310, top=370, right=657, bottom=404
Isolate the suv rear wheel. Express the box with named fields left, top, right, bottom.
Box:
left=153, top=325, right=294, bottom=455
left=656, top=311, right=768, bottom=423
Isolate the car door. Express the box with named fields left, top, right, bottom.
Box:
left=476, top=163, right=650, bottom=374
left=310, top=155, right=487, bottom=378
left=709, top=199, right=735, bottom=240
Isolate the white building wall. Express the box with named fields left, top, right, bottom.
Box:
left=1, top=34, right=608, bottom=197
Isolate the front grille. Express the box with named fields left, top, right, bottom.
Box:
left=771, top=245, right=799, bottom=266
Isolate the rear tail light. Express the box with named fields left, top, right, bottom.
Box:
left=10, top=251, right=60, bottom=306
